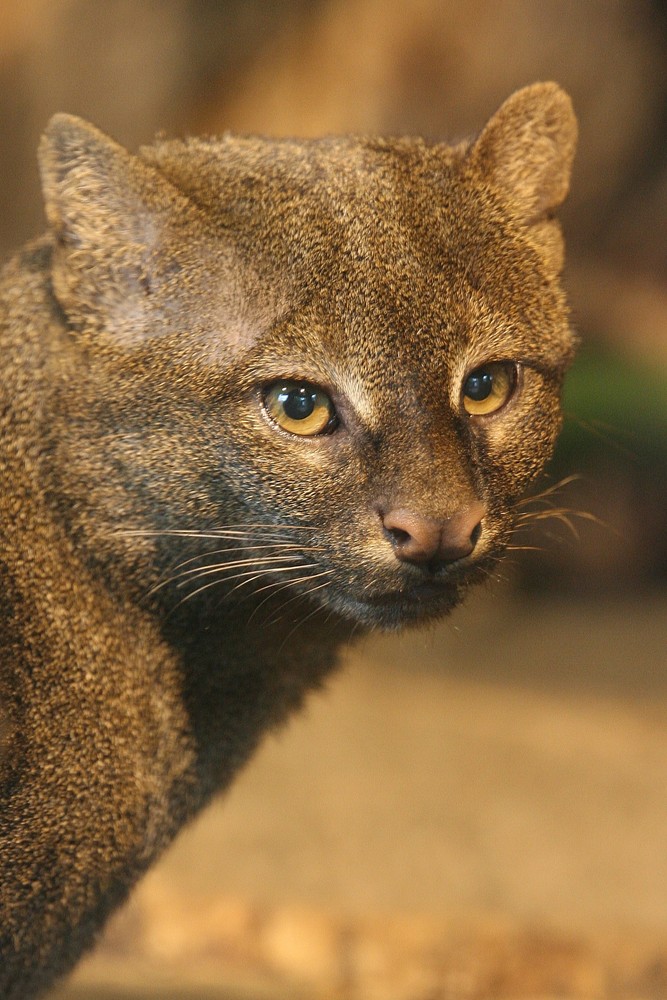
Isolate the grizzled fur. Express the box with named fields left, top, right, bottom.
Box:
left=0, top=83, right=576, bottom=998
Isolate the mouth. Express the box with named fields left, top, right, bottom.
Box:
left=321, top=557, right=497, bottom=631
left=326, top=577, right=470, bottom=631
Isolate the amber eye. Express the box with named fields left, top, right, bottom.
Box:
left=263, top=380, right=337, bottom=436
left=462, top=362, right=516, bottom=416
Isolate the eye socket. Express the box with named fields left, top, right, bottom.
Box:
left=263, top=380, right=338, bottom=436
left=462, top=361, right=516, bottom=416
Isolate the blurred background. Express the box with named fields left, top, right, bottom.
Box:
left=1, top=1, right=665, bottom=997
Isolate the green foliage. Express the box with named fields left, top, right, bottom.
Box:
left=558, top=347, right=667, bottom=464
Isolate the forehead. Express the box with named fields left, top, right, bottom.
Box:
left=271, top=207, right=565, bottom=393
left=152, top=133, right=569, bottom=382
left=227, top=141, right=565, bottom=363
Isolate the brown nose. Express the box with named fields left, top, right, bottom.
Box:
left=382, top=503, right=485, bottom=567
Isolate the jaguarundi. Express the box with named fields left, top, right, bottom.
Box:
left=0, top=82, right=577, bottom=998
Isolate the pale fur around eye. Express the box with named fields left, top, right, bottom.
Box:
left=462, top=362, right=516, bottom=416
left=263, top=380, right=338, bottom=436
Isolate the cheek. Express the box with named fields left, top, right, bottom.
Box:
left=218, top=427, right=359, bottom=518
left=477, top=384, right=563, bottom=496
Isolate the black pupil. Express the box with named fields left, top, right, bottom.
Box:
left=280, top=386, right=317, bottom=421
left=465, top=369, right=493, bottom=401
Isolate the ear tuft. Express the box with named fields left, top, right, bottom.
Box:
left=471, top=82, right=577, bottom=221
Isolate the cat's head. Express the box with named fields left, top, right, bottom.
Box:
left=38, top=83, right=577, bottom=630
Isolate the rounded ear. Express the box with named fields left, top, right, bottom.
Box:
left=38, top=114, right=192, bottom=340
left=470, top=83, right=577, bottom=273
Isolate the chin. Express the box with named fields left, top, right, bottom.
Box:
left=326, top=580, right=467, bottom=632
left=321, top=559, right=496, bottom=632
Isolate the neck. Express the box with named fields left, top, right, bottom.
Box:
left=160, top=591, right=356, bottom=797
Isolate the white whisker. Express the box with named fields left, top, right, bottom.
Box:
left=221, top=563, right=324, bottom=596
left=183, top=562, right=322, bottom=598
left=276, top=585, right=333, bottom=650
left=263, top=578, right=332, bottom=629
left=173, top=554, right=304, bottom=587
left=245, top=570, right=334, bottom=623
left=149, top=553, right=324, bottom=598
left=118, top=524, right=319, bottom=540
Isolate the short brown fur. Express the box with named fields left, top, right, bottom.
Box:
left=0, top=83, right=576, bottom=998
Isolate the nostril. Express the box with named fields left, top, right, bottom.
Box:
left=380, top=509, right=443, bottom=564
left=384, top=525, right=411, bottom=548
left=438, top=504, right=486, bottom=562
